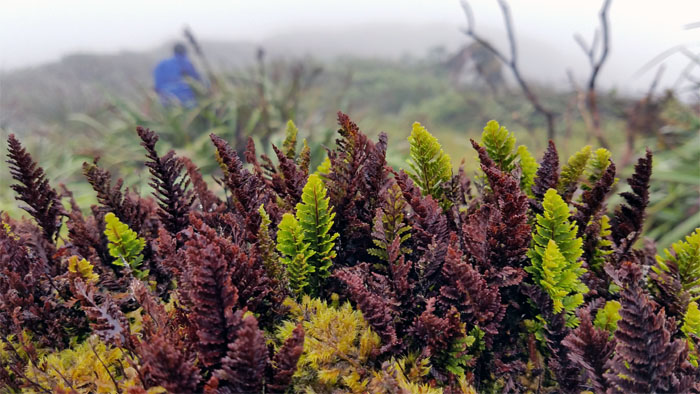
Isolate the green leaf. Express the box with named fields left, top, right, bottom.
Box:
left=558, top=145, right=591, bottom=200
left=295, top=174, right=339, bottom=294
left=314, top=156, right=331, bottom=176
left=594, top=300, right=621, bottom=333
left=653, top=228, right=700, bottom=302
left=283, top=120, right=299, bottom=159
left=517, top=145, right=538, bottom=197
left=481, top=120, right=516, bottom=170
left=583, top=148, right=612, bottom=189
left=682, top=301, right=700, bottom=367
left=104, top=212, right=147, bottom=279
left=407, top=122, right=452, bottom=203
left=276, top=213, right=314, bottom=296
left=526, top=189, right=587, bottom=323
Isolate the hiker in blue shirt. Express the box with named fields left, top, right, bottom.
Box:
left=154, top=43, right=202, bottom=107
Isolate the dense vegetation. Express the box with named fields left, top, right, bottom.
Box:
left=1, top=113, right=698, bottom=393
left=3, top=54, right=697, bottom=251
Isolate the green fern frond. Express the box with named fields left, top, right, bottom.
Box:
left=583, top=148, right=612, bottom=189
left=314, top=156, right=331, bottom=176
left=517, top=145, right=539, bottom=197
left=407, top=122, right=452, bottom=201
left=258, top=205, right=286, bottom=287
left=652, top=228, right=700, bottom=302
left=594, top=300, right=621, bottom=334
left=299, top=138, right=311, bottom=172
left=481, top=120, right=517, bottom=170
left=283, top=120, right=299, bottom=159
left=367, top=183, right=412, bottom=261
left=104, top=212, right=147, bottom=279
left=682, top=301, right=700, bottom=367
left=590, top=215, right=613, bottom=273
left=526, top=189, right=587, bottom=325
left=67, top=256, right=99, bottom=284
left=557, top=145, right=591, bottom=199
left=540, top=240, right=586, bottom=316
left=276, top=213, right=314, bottom=296
left=296, top=174, right=339, bottom=293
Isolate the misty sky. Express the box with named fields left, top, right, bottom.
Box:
left=1, top=0, right=699, bottom=94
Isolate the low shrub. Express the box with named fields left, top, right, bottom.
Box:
left=1, top=113, right=698, bottom=393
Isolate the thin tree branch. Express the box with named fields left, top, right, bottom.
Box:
left=571, top=0, right=613, bottom=148
left=461, top=0, right=557, bottom=140
left=588, top=0, right=612, bottom=91
left=647, top=65, right=666, bottom=98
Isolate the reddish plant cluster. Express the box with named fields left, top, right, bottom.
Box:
left=1, top=113, right=698, bottom=393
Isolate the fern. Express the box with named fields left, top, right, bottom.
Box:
left=539, top=240, right=587, bottom=317
left=257, top=205, right=285, bottom=285
left=517, top=145, right=538, bottom=197
left=681, top=301, right=700, bottom=367
left=481, top=120, right=517, bottom=170
left=295, top=174, right=339, bottom=293
left=367, top=183, right=412, bottom=261
left=590, top=214, right=613, bottom=273
left=557, top=145, right=591, bottom=201
left=299, top=139, right=311, bottom=173
left=407, top=122, right=452, bottom=202
left=67, top=256, right=99, bottom=284
left=652, top=228, right=700, bottom=302
left=583, top=148, right=612, bottom=189
left=368, top=353, right=443, bottom=394
left=526, top=189, right=587, bottom=325
left=314, top=156, right=331, bottom=176
left=594, top=300, right=621, bottom=333
left=276, top=213, right=314, bottom=296
left=479, top=121, right=538, bottom=196
left=104, top=212, right=148, bottom=279
left=282, top=120, right=299, bottom=159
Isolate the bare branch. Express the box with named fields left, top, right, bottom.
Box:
left=673, top=54, right=699, bottom=89
left=588, top=0, right=612, bottom=90
left=571, top=0, right=612, bottom=148
left=497, top=0, right=518, bottom=65
left=647, top=65, right=666, bottom=98
left=574, top=34, right=592, bottom=65
left=591, top=29, right=600, bottom=58
left=461, top=0, right=557, bottom=140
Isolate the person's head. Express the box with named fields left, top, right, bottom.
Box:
left=173, top=43, right=187, bottom=56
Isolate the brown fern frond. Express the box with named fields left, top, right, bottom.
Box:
left=6, top=134, right=65, bottom=242
left=137, top=126, right=195, bottom=234
left=611, top=149, right=652, bottom=257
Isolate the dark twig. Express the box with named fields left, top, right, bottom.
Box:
left=571, top=0, right=613, bottom=148
left=461, top=0, right=557, bottom=140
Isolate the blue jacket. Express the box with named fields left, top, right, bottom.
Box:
left=153, top=54, right=201, bottom=106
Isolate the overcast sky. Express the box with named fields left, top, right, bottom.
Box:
left=1, top=0, right=698, bottom=93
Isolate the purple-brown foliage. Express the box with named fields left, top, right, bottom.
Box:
left=439, top=235, right=504, bottom=344
left=611, top=150, right=652, bottom=257
left=605, top=262, right=693, bottom=393
left=573, top=161, right=616, bottom=236
left=210, top=133, right=279, bottom=239
left=530, top=140, right=559, bottom=214
left=7, top=135, right=65, bottom=242
left=83, top=160, right=150, bottom=235
left=562, top=308, right=615, bottom=393
left=325, top=112, right=389, bottom=265
left=466, top=140, right=530, bottom=287
left=137, top=126, right=195, bottom=234
left=267, top=323, right=305, bottom=393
